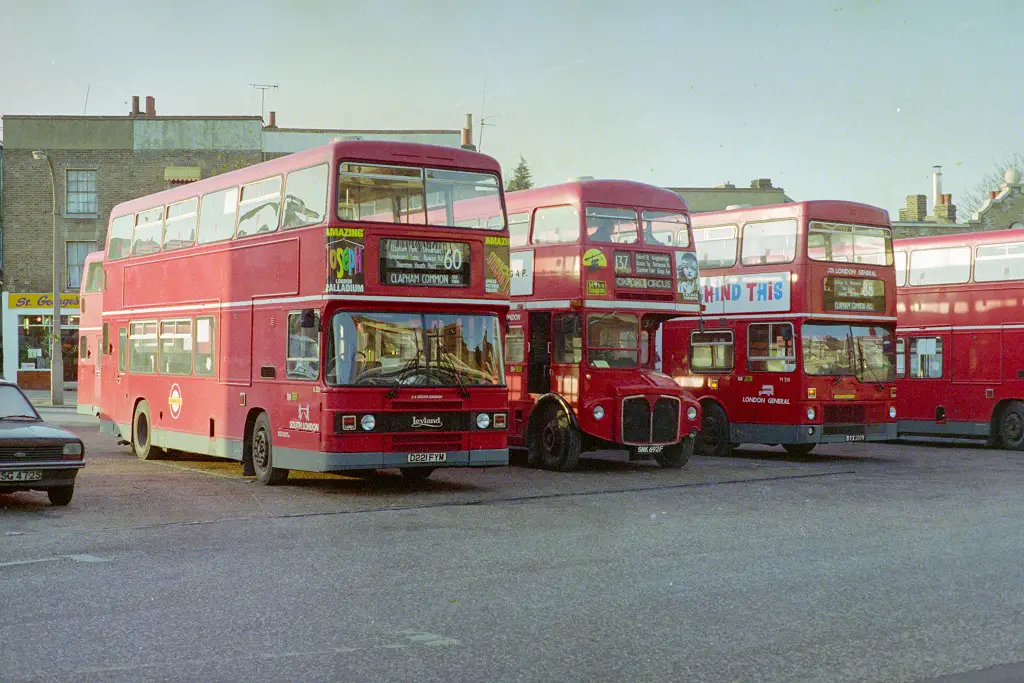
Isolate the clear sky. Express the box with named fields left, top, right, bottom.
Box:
left=1, top=0, right=1021, bottom=218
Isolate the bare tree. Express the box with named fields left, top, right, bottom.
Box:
left=959, top=152, right=1024, bottom=220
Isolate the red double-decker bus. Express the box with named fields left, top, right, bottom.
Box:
left=661, top=201, right=898, bottom=456
left=504, top=180, right=703, bottom=471
left=894, top=228, right=1024, bottom=449
left=89, top=141, right=510, bottom=484
left=76, top=250, right=106, bottom=417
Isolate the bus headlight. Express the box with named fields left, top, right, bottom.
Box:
left=360, top=415, right=376, bottom=431
left=686, top=406, right=698, bottom=421
left=476, top=413, right=491, bottom=429
left=889, top=406, right=897, bottom=419
left=593, top=405, right=605, bottom=421
left=807, top=408, right=816, bottom=421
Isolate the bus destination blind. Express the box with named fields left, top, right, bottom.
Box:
left=379, top=239, right=471, bottom=287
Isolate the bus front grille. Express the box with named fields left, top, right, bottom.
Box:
left=622, top=398, right=651, bottom=444
left=652, top=398, right=680, bottom=443
left=823, top=404, right=866, bottom=424
left=390, top=434, right=464, bottom=452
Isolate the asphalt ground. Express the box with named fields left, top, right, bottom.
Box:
left=2, top=415, right=1024, bottom=683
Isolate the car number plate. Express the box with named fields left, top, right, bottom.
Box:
left=845, top=435, right=866, bottom=442
left=0, top=470, right=43, bottom=482
left=407, top=452, right=447, bottom=463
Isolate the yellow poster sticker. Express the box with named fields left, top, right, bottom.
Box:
left=587, top=280, right=608, bottom=296
left=582, top=249, right=607, bottom=269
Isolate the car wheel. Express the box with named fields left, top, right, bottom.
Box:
left=47, top=485, right=74, bottom=506
left=400, top=467, right=436, bottom=482
left=696, top=403, right=733, bottom=457
left=782, top=443, right=816, bottom=457
left=998, top=402, right=1024, bottom=450
left=133, top=400, right=155, bottom=460
left=654, top=439, right=693, bottom=469
left=251, top=412, right=288, bottom=485
left=530, top=403, right=581, bottom=472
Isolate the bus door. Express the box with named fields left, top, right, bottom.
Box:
left=527, top=312, right=551, bottom=395
left=94, top=334, right=102, bottom=411
left=551, top=312, right=582, bottom=407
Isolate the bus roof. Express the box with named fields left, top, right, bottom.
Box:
left=690, top=200, right=890, bottom=227
left=505, top=179, right=688, bottom=214
left=109, top=140, right=502, bottom=218
left=894, top=227, right=1024, bottom=250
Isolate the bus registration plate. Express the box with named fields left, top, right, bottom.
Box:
left=845, top=435, right=866, bottom=442
left=0, top=470, right=43, bottom=482
left=408, top=453, right=447, bottom=463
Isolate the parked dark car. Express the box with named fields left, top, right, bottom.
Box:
left=0, top=382, right=85, bottom=505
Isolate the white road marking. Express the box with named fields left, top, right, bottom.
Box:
left=0, top=553, right=109, bottom=568
left=397, top=630, right=461, bottom=646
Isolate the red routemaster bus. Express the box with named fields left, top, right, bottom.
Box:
left=91, top=141, right=510, bottom=484
left=76, top=251, right=106, bottom=417
left=895, top=228, right=1024, bottom=449
left=504, top=180, right=703, bottom=471
left=662, top=201, right=898, bottom=456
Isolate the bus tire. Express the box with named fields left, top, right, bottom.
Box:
left=997, top=402, right=1024, bottom=450
left=782, top=443, right=816, bottom=457
left=531, top=403, right=581, bottom=472
left=654, top=439, right=693, bottom=469
left=132, top=400, right=155, bottom=460
left=696, top=403, right=733, bottom=457
left=251, top=412, right=288, bottom=485
left=400, top=467, right=435, bottom=482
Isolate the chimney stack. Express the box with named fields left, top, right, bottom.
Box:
left=131, top=95, right=140, bottom=116
left=933, top=193, right=957, bottom=224
left=750, top=178, right=774, bottom=189
left=268, top=111, right=277, bottom=128
left=898, top=194, right=928, bottom=222
left=461, top=113, right=475, bottom=150
left=932, top=165, right=943, bottom=211
left=145, top=95, right=156, bottom=117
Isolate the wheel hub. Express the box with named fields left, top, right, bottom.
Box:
left=253, top=430, right=269, bottom=469
left=1005, top=413, right=1023, bottom=442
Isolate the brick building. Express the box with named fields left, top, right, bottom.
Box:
left=667, top=178, right=792, bottom=213
left=0, top=96, right=468, bottom=387
left=892, top=166, right=1024, bottom=239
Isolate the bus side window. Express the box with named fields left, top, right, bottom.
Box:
left=508, top=213, right=530, bottom=247
left=118, top=328, right=128, bottom=373
left=553, top=313, right=582, bottom=364
left=505, top=326, right=525, bottom=364
left=287, top=311, right=320, bottom=380
left=103, top=323, right=110, bottom=355
left=896, top=338, right=906, bottom=377
left=747, top=322, right=796, bottom=372
left=79, top=336, right=89, bottom=361
left=690, top=330, right=734, bottom=373
left=908, top=336, right=942, bottom=378
left=195, top=316, right=216, bottom=376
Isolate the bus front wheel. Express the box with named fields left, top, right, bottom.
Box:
left=696, top=403, right=733, bottom=457
left=654, top=439, right=693, bottom=469
left=251, top=412, right=289, bottom=485
left=531, top=403, right=581, bottom=472
left=997, top=402, right=1024, bottom=450
left=782, top=443, right=816, bottom=457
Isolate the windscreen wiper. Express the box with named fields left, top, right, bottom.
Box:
left=435, top=349, right=470, bottom=398
left=386, top=349, right=425, bottom=399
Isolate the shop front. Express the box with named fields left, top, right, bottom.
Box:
left=2, top=293, right=81, bottom=390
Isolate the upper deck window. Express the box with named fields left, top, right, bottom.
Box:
left=107, top=215, right=134, bottom=260
left=533, top=206, right=579, bottom=244
left=808, top=221, right=893, bottom=266
left=198, top=187, right=239, bottom=244
left=236, top=177, right=283, bottom=238
left=282, top=164, right=328, bottom=230
left=974, top=242, right=1024, bottom=282
left=741, top=219, right=797, bottom=266
left=908, top=246, right=971, bottom=286
left=642, top=211, right=689, bottom=247
left=508, top=212, right=530, bottom=247
left=693, top=224, right=738, bottom=269
left=336, top=163, right=504, bottom=229
left=84, top=261, right=104, bottom=293
left=163, top=198, right=198, bottom=251
left=586, top=206, right=638, bottom=244
left=132, top=208, right=164, bottom=257
left=894, top=250, right=907, bottom=286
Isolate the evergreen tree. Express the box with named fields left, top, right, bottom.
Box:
left=505, top=156, right=534, bottom=192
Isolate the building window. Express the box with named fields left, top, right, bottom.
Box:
left=66, top=170, right=98, bottom=215
left=66, top=241, right=96, bottom=291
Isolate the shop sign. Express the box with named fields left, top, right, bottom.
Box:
left=10, top=293, right=81, bottom=309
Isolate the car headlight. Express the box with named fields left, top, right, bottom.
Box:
left=476, top=413, right=491, bottom=429
left=63, top=442, right=83, bottom=457
left=686, top=406, right=697, bottom=421
left=593, top=405, right=605, bottom=420
left=360, top=415, right=376, bottom=431
left=807, top=408, right=816, bottom=421
left=889, top=406, right=896, bottom=419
